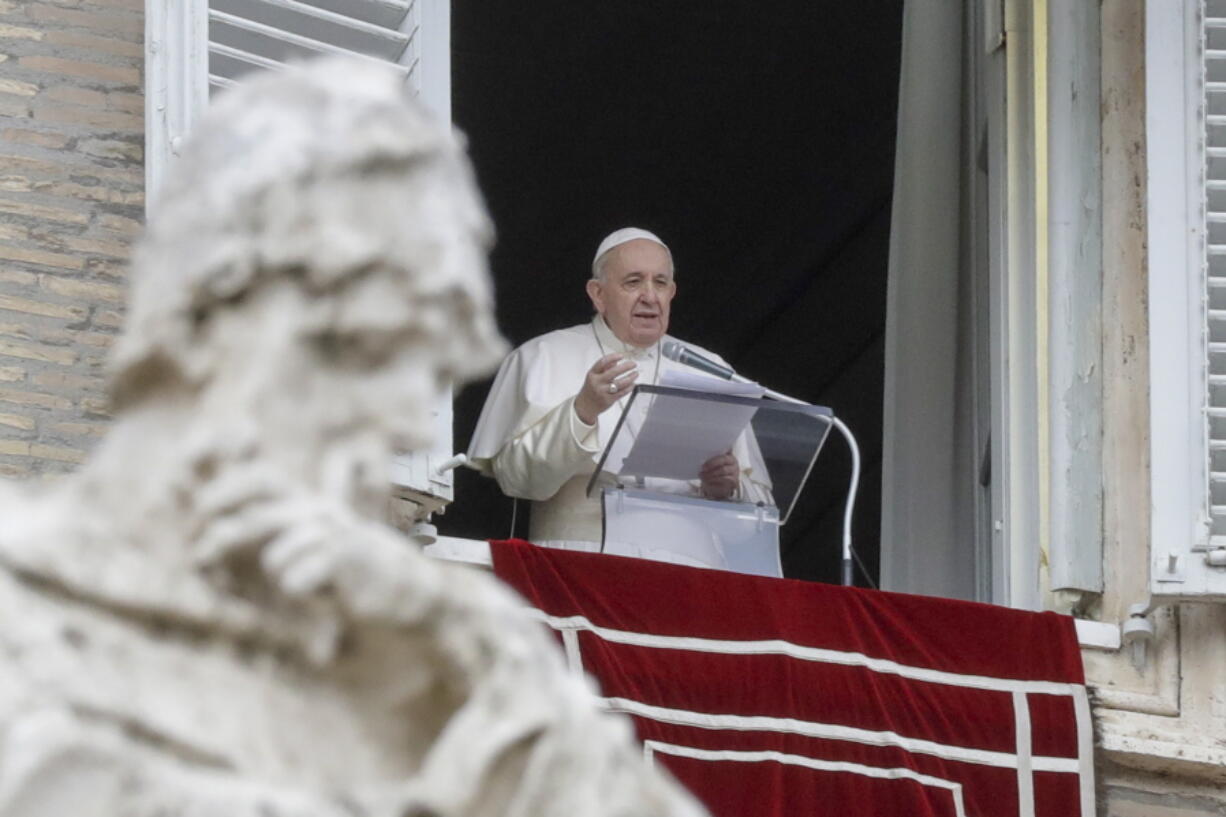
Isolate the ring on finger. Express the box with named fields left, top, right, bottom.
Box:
left=608, top=382, right=618, bottom=394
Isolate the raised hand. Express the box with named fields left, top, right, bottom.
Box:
left=573, top=353, right=638, bottom=425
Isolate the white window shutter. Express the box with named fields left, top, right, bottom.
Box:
left=145, top=0, right=209, bottom=208
left=1147, top=0, right=1226, bottom=599
left=206, top=0, right=416, bottom=89
left=147, top=0, right=451, bottom=191
left=145, top=0, right=457, bottom=522
left=1047, top=2, right=1103, bottom=594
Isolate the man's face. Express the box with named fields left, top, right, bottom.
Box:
left=585, top=239, right=676, bottom=347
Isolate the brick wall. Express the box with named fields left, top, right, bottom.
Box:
left=0, top=0, right=142, bottom=480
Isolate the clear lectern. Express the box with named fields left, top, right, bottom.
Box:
left=585, top=384, right=833, bottom=577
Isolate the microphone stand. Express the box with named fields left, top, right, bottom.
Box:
left=662, top=343, right=864, bottom=588
left=751, top=382, right=862, bottom=588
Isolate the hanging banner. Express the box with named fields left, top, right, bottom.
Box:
left=491, top=540, right=1093, bottom=817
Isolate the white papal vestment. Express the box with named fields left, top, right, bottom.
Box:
left=468, top=316, right=765, bottom=550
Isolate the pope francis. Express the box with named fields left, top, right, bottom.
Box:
left=468, top=227, right=762, bottom=551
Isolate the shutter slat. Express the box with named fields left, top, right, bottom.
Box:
left=213, top=0, right=410, bottom=58
left=259, top=0, right=410, bottom=34
left=209, top=41, right=285, bottom=73
left=293, top=0, right=411, bottom=29
left=209, top=9, right=409, bottom=75
left=206, top=0, right=418, bottom=91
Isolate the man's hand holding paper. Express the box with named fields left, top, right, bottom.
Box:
left=699, top=451, right=740, bottom=500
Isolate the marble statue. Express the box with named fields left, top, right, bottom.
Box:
left=0, top=60, right=705, bottom=817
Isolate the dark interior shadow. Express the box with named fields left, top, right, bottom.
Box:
left=442, top=0, right=904, bottom=587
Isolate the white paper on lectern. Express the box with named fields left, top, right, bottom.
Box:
left=617, top=372, right=764, bottom=481
left=657, top=369, right=765, bottom=396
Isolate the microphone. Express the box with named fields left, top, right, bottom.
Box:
left=661, top=340, right=737, bottom=380
left=663, top=339, right=862, bottom=589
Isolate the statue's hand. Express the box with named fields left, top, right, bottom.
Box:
left=190, top=462, right=306, bottom=575
left=192, top=470, right=430, bottom=626
left=257, top=511, right=431, bottom=623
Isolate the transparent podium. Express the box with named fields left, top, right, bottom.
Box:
left=585, top=385, right=833, bottom=578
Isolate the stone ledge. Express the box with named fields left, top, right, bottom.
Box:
left=1097, top=708, right=1226, bottom=784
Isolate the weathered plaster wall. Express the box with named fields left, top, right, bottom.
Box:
left=1095, top=1, right=1226, bottom=813
left=0, top=0, right=142, bottom=479
left=1105, top=768, right=1226, bottom=816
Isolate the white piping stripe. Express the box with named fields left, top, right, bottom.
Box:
left=645, top=740, right=968, bottom=817
left=561, top=629, right=584, bottom=677
left=603, top=696, right=1081, bottom=773
left=529, top=610, right=1091, bottom=807
left=535, top=612, right=1085, bottom=696
left=1072, top=687, right=1096, bottom=817
left=1013, top=692, right=1035, bottom=817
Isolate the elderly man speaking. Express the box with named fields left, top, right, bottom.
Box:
left=468, top=227, right=760, bottom=551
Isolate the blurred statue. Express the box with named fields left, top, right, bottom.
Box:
left=0, top=60, right=704, bottom=817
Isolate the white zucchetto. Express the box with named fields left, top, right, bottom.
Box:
left=591, top=227, right=670, bottom=277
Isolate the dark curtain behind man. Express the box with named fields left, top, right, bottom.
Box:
left=444, top=1, right=903, bottom=585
